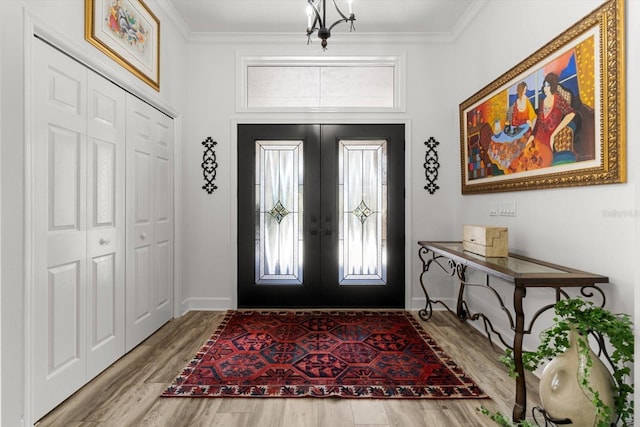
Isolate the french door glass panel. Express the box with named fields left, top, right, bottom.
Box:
left=338, top=140, right=387, bottom=285
left=255, top=140, right=304, bottom=284
left=255, top=138, right=388, bottom=286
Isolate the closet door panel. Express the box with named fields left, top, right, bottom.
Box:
left=126, top=95, right=174, bottom=351
left=153, top=113, right=173, bottom=320
left=32, top=39, right=88, bottom=421
left=48, top=128, right=83, bottom=236
left=132, top=147, right=153, bottom=321
left=47, top=261, right=82, bottom=368
left=126, top=98, right=155, bottom=350
left=154, top=149, right=170, bottom=313
left=90, top=254, right=116, bottom=342
left=86, top=71, right=126, bottom=378
left=134, top=245, right=152, bottom=318
left=155, top=240, right=170, bottom=307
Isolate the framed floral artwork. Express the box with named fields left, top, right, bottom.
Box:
left=459, top=0, right=625, bottom=194
left=85, top=0, right=160, bottom=91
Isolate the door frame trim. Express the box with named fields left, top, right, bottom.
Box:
left=230, top=118, right=413, bottom=310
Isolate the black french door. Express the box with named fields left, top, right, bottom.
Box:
left=237, top=124, right=404, bottom=308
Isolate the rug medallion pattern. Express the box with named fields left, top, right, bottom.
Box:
left=162, top=311, right=487, bottom=399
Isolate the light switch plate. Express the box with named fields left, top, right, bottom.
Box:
left=489, top=201, right=499, bottom=216
left=501, top=201, right=517, bottom=217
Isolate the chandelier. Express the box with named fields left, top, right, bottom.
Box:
left=306, top=0, right=356, bottom=50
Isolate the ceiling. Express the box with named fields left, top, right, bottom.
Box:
left=164, top=0, right=480, bottom=35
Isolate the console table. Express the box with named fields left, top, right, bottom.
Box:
left=417, top=241, right=609, bottom=422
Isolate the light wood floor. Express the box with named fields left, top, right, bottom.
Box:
left=36, top=310, right=541, bottom=427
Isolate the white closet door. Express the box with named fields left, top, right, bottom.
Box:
left=125, top=94, right=173, bottom=351
left=32, top=39, right=88, bottom=420
left=151, top=102, right=174, bottom=329
left=31, top=40, right=127, bottom=421
left=86, top=71, right=126, bottom=379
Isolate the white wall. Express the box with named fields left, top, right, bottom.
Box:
left=0, top=15, right=3, bottom=423
left=1, top=3, right=27, bottom=424
left=0, top=1, right=188, bottom=425
left=179, top=40, right=461, bottom=313
left=452, top=0, right=637, bottom=394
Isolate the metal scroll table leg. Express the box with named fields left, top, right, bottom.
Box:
left=418, top=247, right=433, bottom=321
left=455, top=266, right=467, bottom=320
left=417, top=245, right=466, bottom=322
left=512, top=285, right=526, bottom=422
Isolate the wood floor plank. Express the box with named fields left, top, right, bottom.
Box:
left=52, top=423, right=101, bottom=427
left=35, top=344, right=156, bottom=426
left=216, top=397, right=260, bottom=413
left=447, top=400, right=497, bottom=426
left=36, top=310, right=541, bottom=427
left=317, top=399, right=354, bottom=427
left=244, top=399, right=286, bottom=427
left=142, top=312, right=226, bottom=384
left=138, top=398, right=222, bottom=426
left=282, top=398, right=319, bottom=427
left=210, top=412, right=251, bottom=427
left=84, top=383, right=167, bottom=425
left=422, top=408, right=464, bottom=427
left=350, top=400, right=390, bottom=425
left=382, top=400, right=427, bottom=427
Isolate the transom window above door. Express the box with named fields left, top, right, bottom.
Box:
left=237, top=55, right=406, bottom=112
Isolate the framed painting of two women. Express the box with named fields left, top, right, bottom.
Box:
left=459, top=0, right=625, bottom=194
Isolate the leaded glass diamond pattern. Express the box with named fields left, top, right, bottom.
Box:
left=269, top=201, right=290, bottom=224
left=338, top=139, right=387, bottom=285
left=353, top=200, right=373, bottom=224
left=255, top=139, right=303, bottom=284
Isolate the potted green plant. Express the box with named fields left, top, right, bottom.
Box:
left=481, top=298, right=634, bottom=427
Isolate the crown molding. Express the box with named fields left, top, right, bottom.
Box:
left=149, top=0, right=191, bottom=41
left=150, top=0, right=487, bottom=46
left=449, top=0, right=487, bottom=41
left=189, top=31, right=456, bottom=46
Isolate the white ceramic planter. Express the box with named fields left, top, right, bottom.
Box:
left=538, top=329, right=616, bottom=426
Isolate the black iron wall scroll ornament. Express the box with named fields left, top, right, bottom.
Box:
left=202, top=137, right=219, bottom=194
left=424, top=137, right=440, bottom=194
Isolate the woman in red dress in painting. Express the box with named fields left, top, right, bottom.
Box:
left=509, top=73, right=575, bottom=172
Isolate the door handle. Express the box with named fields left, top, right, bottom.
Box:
left=140, top=233, right=147, bottom=240
left=99, top=238, right=110, bottom=245
left=324, top=216, right=332, bottom=235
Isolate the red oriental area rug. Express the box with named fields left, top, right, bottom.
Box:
left=162, top=311, right=487, bottom=399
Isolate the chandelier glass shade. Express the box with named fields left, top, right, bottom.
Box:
left=306, top=0, right=356, bottom=50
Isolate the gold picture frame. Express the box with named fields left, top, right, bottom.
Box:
left=459, top=0, right=625, bottom=194
left=85, top=0, right=160, bottom=91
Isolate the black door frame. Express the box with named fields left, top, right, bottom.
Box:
left=236, top=123, right=406, bottom=308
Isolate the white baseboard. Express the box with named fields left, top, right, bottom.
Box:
left=180, top=297, right=234, bottom=315
left=410, top=296, right=456, bottom=311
